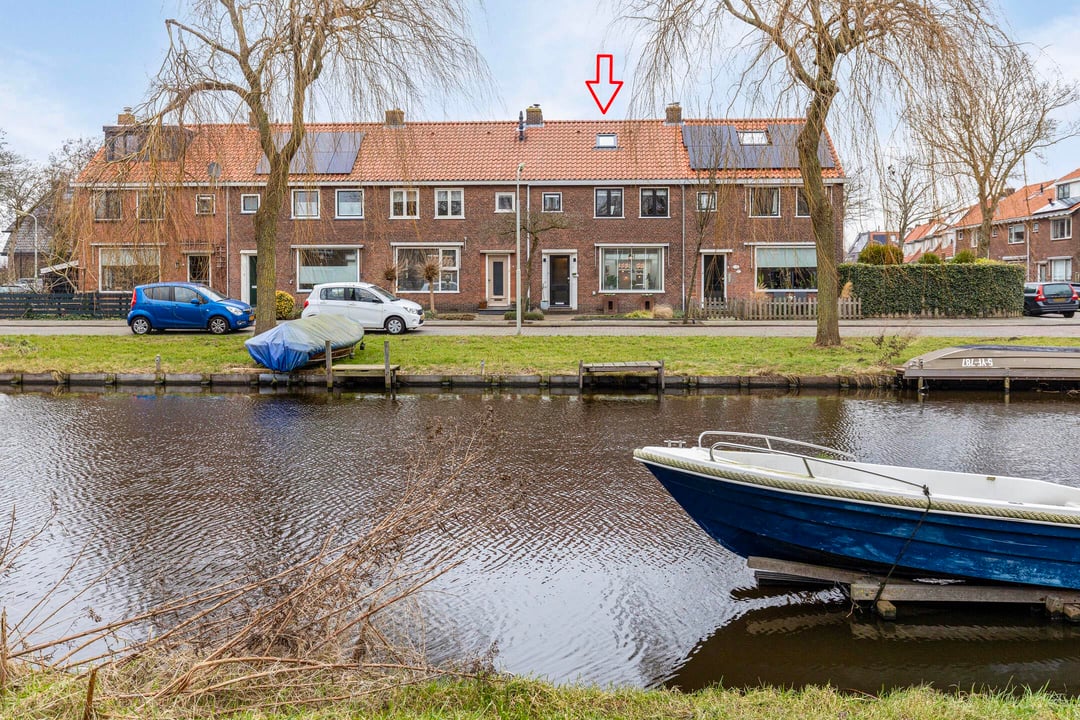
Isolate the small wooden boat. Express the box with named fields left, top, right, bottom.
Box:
left=634, top=432, right=1080, bottom=590
left=245, top=315, right=365, bottom=373
left=901, top=344, right=1080, bottom=387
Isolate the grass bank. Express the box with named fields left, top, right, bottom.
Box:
left=1, top=333, right=1078, bottom=377
left=4, top=672, right=1077, bottom=719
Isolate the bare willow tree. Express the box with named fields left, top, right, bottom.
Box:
left=149, top=1, right=489, bottom=333
left=626, top=0, right=1014, bottom=346
left=495, top=210, right=573, bottom=312
left=908, top=43, right=1077, bottom=259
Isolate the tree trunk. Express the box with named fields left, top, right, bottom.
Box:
left=252, top=162, right=289, bottom=335
left=798, top=91, right=841, bottom=347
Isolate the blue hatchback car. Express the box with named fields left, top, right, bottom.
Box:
left=127, top=282, right=254, bottom=335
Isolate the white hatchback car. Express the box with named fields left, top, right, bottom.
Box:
left=301, top=282, right=425, bottom=334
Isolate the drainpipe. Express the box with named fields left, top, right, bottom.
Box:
left=225, top=185, right=231, bottom=295
left=680, top=183, right=686, bottom=314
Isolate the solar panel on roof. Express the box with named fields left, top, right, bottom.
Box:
left=682, top=124, right=834, bottom=171
left=255, top=131, right=364, bottom=175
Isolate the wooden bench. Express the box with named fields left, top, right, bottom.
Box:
left=578, top=360, right=665, bottom=391
left=331, top=363, right=400, bottom=389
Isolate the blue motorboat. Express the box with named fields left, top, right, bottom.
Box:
left=635, top=432, right=1080, bottom=590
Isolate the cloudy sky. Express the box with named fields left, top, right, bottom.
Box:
left=0, top=1, right=1075, bottom=234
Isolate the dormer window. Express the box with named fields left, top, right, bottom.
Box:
left=595, top=133, right=618, bottom=149
left=1058, top=183, right=1071, bottom=201
left=737, top=130, right=769, bottom=145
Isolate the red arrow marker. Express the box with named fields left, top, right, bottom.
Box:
left=586, top=54, right=623, bottom=115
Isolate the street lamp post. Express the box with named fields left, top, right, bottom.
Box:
left=13, top=209, right=39, bottom=291
left=515, top=162, right=525, bottom=336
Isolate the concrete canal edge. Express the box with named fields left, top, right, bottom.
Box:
left=0, top=371, right=898, bottom=392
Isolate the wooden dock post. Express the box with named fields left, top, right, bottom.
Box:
left=325, top=340, right=333, bottom=389
left=383, top=341, right=392, bottom=390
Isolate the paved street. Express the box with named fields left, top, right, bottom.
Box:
left=0, top=316, right=1077, bottom=337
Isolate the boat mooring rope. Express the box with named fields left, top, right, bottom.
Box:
left=873, top=484, right=933, bottom=604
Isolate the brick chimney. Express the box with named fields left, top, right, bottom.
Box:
left=525, top=104, right=543, bottom=127
left=664, top=102, right=682, bottom=126
left=385, top=108, right=405, bottom=127
left=117, top=107, right=136, bottom=125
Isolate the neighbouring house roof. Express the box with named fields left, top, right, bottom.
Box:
left=77, top=117, right=846, bottom=186
left=2, top=204, right=52, bottom=256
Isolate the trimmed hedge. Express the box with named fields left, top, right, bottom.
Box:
left=839, top=262, right=1024, bottom=317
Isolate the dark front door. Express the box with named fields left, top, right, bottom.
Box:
left=703, top=255, right=725, bottom=302
left=550, top=255, right=570, bottom=306
left=247, top=255, right=258, bottom=308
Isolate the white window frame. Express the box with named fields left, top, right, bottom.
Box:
left=187, top=253, right=212, bottom=286
left=696, top=191, right=717, bottom=212
left=93, top=190, right=122, bottom=221
left=738, top=130, right=768, bottom=145
left=291, top=189, right=320, bottom=219
left=639, top=187, right=669, bottom=218
left=599, top=246, right=665, bottom=293
left=295, top=245, right=361, bottom=291
left=1033, top=221, right=1040, bottom=234
left=390, top=188, right=419, bottom=219
left=748, top=187, right=780, bottom=218
left=970, top=230, right=978, bottom=248
left=594, top=187, right=624, bottom=218
left=1050, top=257, right=1072, bottom=282
left=97, top=245, right=161, bottom=292
left=754, top=244, right=818, bottom=293
left=195, top=194, right=215, bottom=216
left=542, top=192, right=563, bottom=213
left=335, top=188, right=364, bottom=219
left=1007, top=224, right=1025, bottom=245
left=595, top=133, right=618, bottom=149
left=434, top=188, right=465, bottom=219
left=1052, top=217, right=1072, bottom=240
left=1058, top=184, right=1071, bottom=201
left=795, top=188, right=810, bottom=218
left=136, top=190, right=165, bottom=222
left=393, top=245, right=461, bottom=293
left=494, top=192, right=516, bottom=213
left=240, top=193, right=260, bottom=214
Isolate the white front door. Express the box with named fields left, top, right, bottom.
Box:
left=541, top=251, right=578, bottom=310
left=486, top=254, right=510, bottom=307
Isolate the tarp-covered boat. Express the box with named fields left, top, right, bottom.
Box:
left=635, top=431, right=1080, bottom=590
left=245, top=315, right=365, bottom=373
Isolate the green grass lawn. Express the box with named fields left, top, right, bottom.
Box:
left=0, top=333, right=1078, bottom=377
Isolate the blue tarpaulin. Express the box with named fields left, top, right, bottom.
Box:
left=245, top=315, right=365, bottom=373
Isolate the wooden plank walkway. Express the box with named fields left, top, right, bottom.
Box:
left=331, top=364, right=399, bottom=389
left=578, top=360, right=665, bottom=391
left=747, top=556, right=1080, bottom=620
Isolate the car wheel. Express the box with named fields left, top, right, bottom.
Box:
left=385, top=316, right=406, bottom=335
left=1066, top=312, right=1076, bottom=319
left=130, top=316, right=152, bottom=335
left=208, top=316, right=230, bottom=335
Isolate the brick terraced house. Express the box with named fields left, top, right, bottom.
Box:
left=903, top=168, right=1080, bottom=281
left=72, top=104, right=846, bottom=313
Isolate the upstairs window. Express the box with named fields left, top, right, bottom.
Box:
left=795, top=188, right=810, bottom=217
left=1058, top=184, right=1071, bottom=201
left=1008, top=224, right=1025, bottom=244
left=434, top=188, right=464, bottom=218
left=595, top=133, right=618, bottom=149
left=335, top=189, right=364, bottom=218
left=1052, top=217, right=1072, bottom=240
left=390, top=188, right=419, bottom=219
left=94, top=190, right=122, bottom=221
left=291, top=189, right=320, bottom=219
left=594, top=188, right=623, bottom=218
left=195, top=194, right=215, bottom=216
left=495, top=192, right=515, bottom=213
left=749, top=187, right=780, bottom=217
left=542, top=192, right=562, bottom=213
left=136, top=190, right=165, bottom=221
left=640, top=188, right=669, bottom=218
left=240, top=194, right=260, bottom=214
left=696, top=191, right=716, bottom=212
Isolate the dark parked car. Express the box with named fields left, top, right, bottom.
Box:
left=1023, top=282, right=1078, bottom=318
left=127, top=282, right=254, bottom=335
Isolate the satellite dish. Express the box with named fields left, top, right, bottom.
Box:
left=207, top=161, right=222, bottom=180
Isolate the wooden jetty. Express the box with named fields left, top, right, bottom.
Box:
left=748, top=556, right=1080, bottom=621
left=578, top=359, right=665, bottom=391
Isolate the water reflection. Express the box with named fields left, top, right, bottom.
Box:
left=2, top=389, right=1080, bottom=690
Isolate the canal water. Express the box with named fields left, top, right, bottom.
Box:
left=3, top=387, right=1080, bottom=694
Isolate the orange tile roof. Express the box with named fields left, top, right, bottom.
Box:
left=78, top=118, right=845, bottom=185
